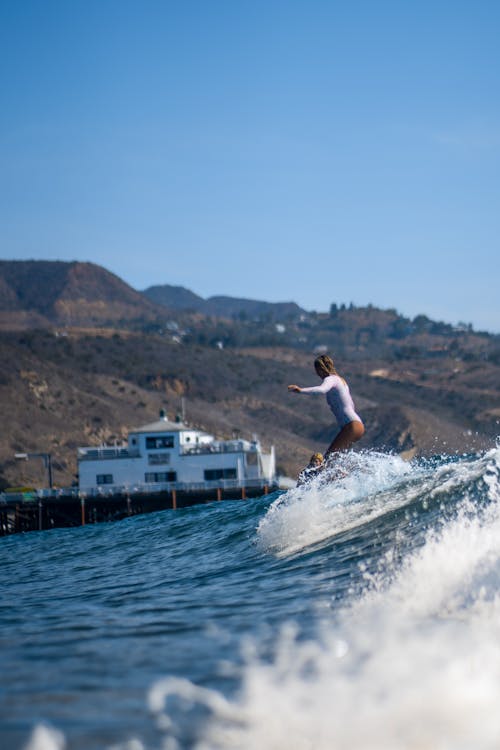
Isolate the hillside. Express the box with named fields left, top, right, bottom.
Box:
left=0, top=260, right=499, bottom=490
left=143, top=280, right=499, bottom=364
left=1, top=328, right=498, bottom=491
left=0, top=260, right=164, bottom=329
left=143, top=283, right=305, bottom=321
left=143, top=284, right=206, bottom=312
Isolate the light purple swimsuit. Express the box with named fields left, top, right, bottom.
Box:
left=300, top=375, right=362, bottom=428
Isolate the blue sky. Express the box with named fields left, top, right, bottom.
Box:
left=1, top=1, right=499, bottom=331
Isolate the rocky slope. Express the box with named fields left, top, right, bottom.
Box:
left=0, top=261, right=498, bottom=490
left=0, top=260, right=163, bottom=329
left=1, top=330, right=496, bottom=491
left=143, top=283, right=305, bottom=321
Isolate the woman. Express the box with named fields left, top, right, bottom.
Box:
left=296, top=452, right=324, bottom=486
left=288, top=354, right=364, bottom=460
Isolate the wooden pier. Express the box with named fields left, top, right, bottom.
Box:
left=0, top=483, right=273, bottom=536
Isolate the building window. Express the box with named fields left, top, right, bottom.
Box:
left=148, top=453, right=170, bottom=465
left=146, top=436, right=174, bottom=449
left=204, top=468, right=237, bottom=481
left=96, top=474, right=113, bottom=485
left=144, top=472, right=177, bottom=483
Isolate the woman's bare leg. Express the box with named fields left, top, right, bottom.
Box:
left=325, top=420, right=365, bottom=459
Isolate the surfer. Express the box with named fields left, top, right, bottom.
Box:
left=297, top=452, right=324, bottom=486
left=288, top=354, right=365, bottom=465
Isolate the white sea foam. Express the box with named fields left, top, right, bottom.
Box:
left=148, top=447, right=500, bottom=750
left=24, top=449, right=500, bottom=750
left=257, top=451, right=415, bottom=556
left=23, top=724, right=66, bottom=750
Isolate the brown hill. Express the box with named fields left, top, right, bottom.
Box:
left=0, top=260, right=163, bottom=329
left=0, top=261, right=498, bottom=490
left=142, top=284, right=305, bottom=321
left=0, top=329, right=496, bottom=491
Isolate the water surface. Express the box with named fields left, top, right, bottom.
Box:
left=2, top=447, right=500, bottom=749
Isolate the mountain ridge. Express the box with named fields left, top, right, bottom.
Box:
left=142, top=283, right=306, bottom=321
left=0, top=260, right=165, bottom=329
left=0, top=260, right=498, bottom=490
left=1, top=328, right=496, bottom=491
left=1, top=260, right=497, bottom=340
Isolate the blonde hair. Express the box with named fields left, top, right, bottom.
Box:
left=310, top=453, right=323, bottom=464
left=314, top=354, right=347, bottom=385
left=314, top=354, right=337, bottom=377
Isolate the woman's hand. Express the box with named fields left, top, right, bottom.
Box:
left=288, top=384, right=301, bottom=393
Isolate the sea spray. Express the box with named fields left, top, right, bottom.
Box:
left=8, top=447, right=500, bottom=750
left=147, top=448, right=500, bottom=750
left=23, top=725, right=65, bottom=750
left=257, top=451, right=415, bottom=557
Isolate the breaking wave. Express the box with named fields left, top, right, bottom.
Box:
left=16, top=446, right=500, bottom=750
left=146, top=447, right=500, bottom=750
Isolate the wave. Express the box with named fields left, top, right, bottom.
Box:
left=143, top=447, right=500, bottom=750
left=22, top=446, right=500, bottom=750
left=256, top=447, right=492, bottom=559
left=257, top=451, right=415, bottom=557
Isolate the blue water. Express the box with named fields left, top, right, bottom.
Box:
left=2, top=447, right=500, bottom=750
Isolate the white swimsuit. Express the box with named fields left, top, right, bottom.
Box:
left=300, top=375, right=362, bottom=428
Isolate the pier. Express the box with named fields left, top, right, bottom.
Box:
left=0, top=480, right=274, bottom=536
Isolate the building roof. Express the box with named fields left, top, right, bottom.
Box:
left=131, top=416, right=191, bottom=434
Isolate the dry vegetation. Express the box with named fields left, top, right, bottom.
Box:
left=0, top=261, right=499, bottom=490
left=1, top=327, right=498, bottom=490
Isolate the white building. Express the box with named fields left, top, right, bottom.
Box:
left=78, top=412, right=276, bottom=494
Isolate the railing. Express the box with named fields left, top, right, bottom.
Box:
left=78, top=444, right=261, bottom=459
left=0, top=491, right=38, bottom=503
left=78, top=447, right=140, bottom=461
left=179, top=443, right=259, bottom=456
left=77, top=477, right=274, bottom=497
left=0, top=477, right=277, bottom=502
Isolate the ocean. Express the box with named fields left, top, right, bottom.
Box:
left=2, top=446, right=500, bottom=750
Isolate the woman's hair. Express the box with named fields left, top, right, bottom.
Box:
left=314, top=354, right=337, bottom=377
left=310, top=453, right=324, bottom=464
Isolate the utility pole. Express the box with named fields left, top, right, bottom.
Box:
left=14, top=452, right=53, bottom=489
